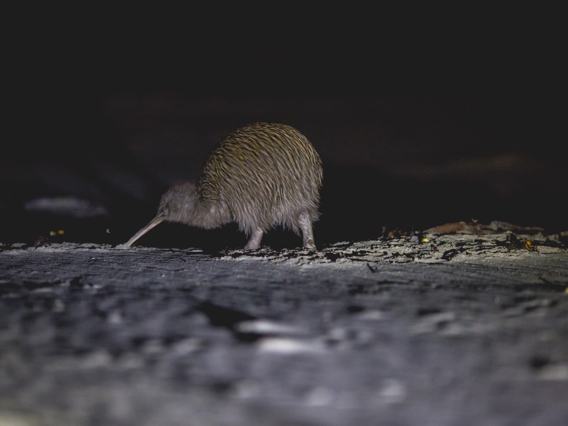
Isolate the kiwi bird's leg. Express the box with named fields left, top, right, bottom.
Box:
left=245, top=228, right=264, bottom=250
left=118, top=216, right=164, bottom=248
left=298, top=212, right=316, bottom=250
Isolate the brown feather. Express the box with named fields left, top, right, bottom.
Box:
left=121, top=123, right=323, bottom=250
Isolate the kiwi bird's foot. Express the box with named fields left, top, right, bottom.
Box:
left=244, top=228, right=264, bottom=250
left=303, top=240, right=317, bottom=251
left=299, top=212, right=317, bottom=251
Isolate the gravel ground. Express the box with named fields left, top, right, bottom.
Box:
left=1, top=231, right=567, bottom=425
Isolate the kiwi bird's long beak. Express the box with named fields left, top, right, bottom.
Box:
left=118, top=216, right=164, bottom=248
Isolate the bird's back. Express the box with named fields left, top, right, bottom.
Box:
left=198, top=123, right=323, bottom=235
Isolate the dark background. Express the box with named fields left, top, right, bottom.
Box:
left=2, top=7, right=565, bottom=250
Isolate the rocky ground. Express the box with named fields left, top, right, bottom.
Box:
left=1, top=228, right=567, bottom=426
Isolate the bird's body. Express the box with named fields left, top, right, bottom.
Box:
left=120, top=123, right=323, bottom=250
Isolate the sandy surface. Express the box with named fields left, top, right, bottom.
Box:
left=1, top=232, right=567, bottom=425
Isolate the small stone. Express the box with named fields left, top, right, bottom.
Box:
left=305, top=386, right=334, bottom=406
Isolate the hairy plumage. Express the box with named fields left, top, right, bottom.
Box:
left=120, top=123, right=323, bottom=250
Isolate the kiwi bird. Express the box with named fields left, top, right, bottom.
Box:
left=119, top=123, right=323, bottom=250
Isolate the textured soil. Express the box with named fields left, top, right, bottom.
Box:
left=1, top=230, right=567, bottom=425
